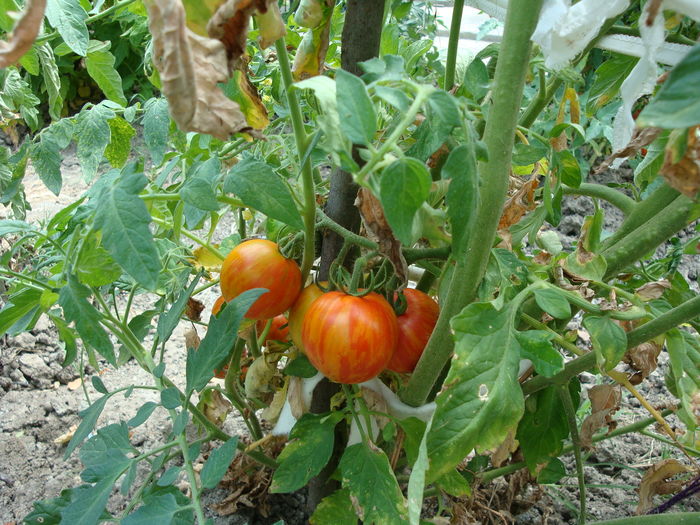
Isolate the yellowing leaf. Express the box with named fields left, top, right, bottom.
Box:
left=191, top=244, right=224, bottom=271
left=636, top=459, right=691, bottom=514
left=660, top=126, right=700, bottom=199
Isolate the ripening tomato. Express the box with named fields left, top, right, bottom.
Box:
left=387, top=288, right=439, bottom=373
left=301, top=291, right=398, bottom=384
left=220, top=239, right=302, bottom=320
left=256, top=315, right=290, bottom=345
left=212, top=295, right=226, bottom=316
left=287, top=282, right=326, bottom=351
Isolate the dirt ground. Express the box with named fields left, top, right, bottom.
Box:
left=1, top=142, right=699, bottom=524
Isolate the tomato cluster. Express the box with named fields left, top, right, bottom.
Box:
left=212, top=239, right=440, bottom=384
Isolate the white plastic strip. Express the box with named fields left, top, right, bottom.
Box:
left=596, top=34, right=691, bottom=66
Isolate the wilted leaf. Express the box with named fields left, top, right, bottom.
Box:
left=498, top=177, right=538, bottom=230
left=356, top=187, right=408, bottom=285
left=54, top=424, right=79, bottom=445
left=261, top=381, right=287, bottom=423
left=636, top=459, right=691, bottom=514
left=635, top=279, right=672, bottom=301
left=222, top=59, right=269, bottom=130
left=197, top=389, right=232, bottom=426
left=596, top=127, right=662, bottom=173
left=580, top=384, right=620, bottom=449
left=184, top=327, right=201, bottom=351
left=490, top=428, right=518, bottom=468
left=660, top=126, right=700, bottom=199
left=185, top=297, right=205, bottom=322
left=244, top=355, right=276, bottom=399
left=0, top=0, right=46, bottom=68
left=190, top=244, right=223, bottom=271
left=292, top=2, right=334, bottom=81
left=624, top=341, right=662, bottom=385
left=146, top=0, right=256, bottom=140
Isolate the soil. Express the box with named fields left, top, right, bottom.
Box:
left=1, top=137, right=699, bottom=524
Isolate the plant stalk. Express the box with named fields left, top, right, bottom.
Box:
left=559, top=385, right=586, bottom=525
left=562, top=183, right=636, bottom=215
left=401, top=0, right=545, bottom=407
left=444, top=0, right=465, bottom=90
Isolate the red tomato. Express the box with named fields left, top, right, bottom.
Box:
left=301, top=291, right=398, bottom=384
left=220, top=239, right=302, bottom=320
left=212, top=295, right=226, bottom=316
left=387, top=289, right=439, bottom=373
left=256, top=315, right=290, bottom=345
left=287, top=282, right=326, bottom=351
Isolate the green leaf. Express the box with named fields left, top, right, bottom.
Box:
left=122, top=493, right=181, bottom=525
left=360, top=55, right=405, bottom=83
left=271, top=413, right=341, bottom=493
left=586, top=54, right=638, bottom=114
left=80, top=423, right=133, bottom=483
left=537, top=457, right=567, bottom=484
left=462, top=58, right=489, bottom=102
left=45, top=0, right=89, bottom=56
left=92, top=168, right=160, bottom=290
left=408, top=415, right=432, bottom=525
left=555, top=150, right=581, bottom=188
left=200, top=436, right=239, bottom=489
left=51, top=315, right=78, bottom=366
left=91, top=376, right=108, bottom=394
left=75, top=231, right=123, bottom=286
left=160, top=387, right=181, bottom=409
left=76, top=103, right=114, bottom=180
left=142, top=98, right=170, bottom=166
left=428, top=302, right=525, bottom=481
left=564, top=249, right=607, bottom=281
left=0, top=288, right=42, bottom=336
left=294, top=76, right=346, bottom=155
left=128, top=402, right=158, bottom=428
left=180, top=158, right=220, bottom=212
left=517, top=386, right=570, bottom=472
left=339, top=443, right=408, bottom=525
left=104, top=117, right=136, bottom=168
left=58, top=275, right=115, bottom=364
left=442, top=144, right=478, bottom=263
left=584, top=315, right=627, bottom=371
left=86, top=42, right=127, bottom=106
left=37, top=44, right=63, bottom=121
left=374, top=85, right=410, bottom=112
left=157, top=273, right=202, bottom=343
left=64, top=394, right=109, bottom=458
left=60, top=479, right=117, bottom=524
left=434, top=469, right=470, bottom=497
left=30, top=135, right=62, bottom=196
left=516, top=330, right=564, bottom=378
left=533, top=287, right=571, bottom=319
left=637, top=43, right=700, bottom=129
left=224, top=157, right=304, bottom=230
left=336, top=68, right=376, bottom=145
left=283, top=354, right=318, bottom=378
left=379, top=157, right=431, bottom=244
left=186, top=288, right=265, bottom=392
left=309, top=488, right=357, bottom=525
left=19, top=46, right=40, bottom=75
left=665, top=330, right=700, bottom=430
left=0, top=219, right=34, bottom=236
left=427, top=90, right=461, bottom=129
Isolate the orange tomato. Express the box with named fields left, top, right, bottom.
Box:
left=287, top=282, right=326, bottom=351
left=256, top=315, right=290, bottom=345
left=387, top=288, right=439, bottom=373
left=301, top=291, right=398, bottom=384
left=220, top=239, right=302, bottom=320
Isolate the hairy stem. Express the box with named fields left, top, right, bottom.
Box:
left=401, top=0, right=545, bottom=407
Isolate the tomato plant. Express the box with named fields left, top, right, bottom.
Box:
left=301, top=291, right=398, bottom=384
left=387, top=288, right=440, bottom=373
left=220, top=239, right=302, bottom=320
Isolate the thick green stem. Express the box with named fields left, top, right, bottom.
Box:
left=601, top=183, right=680, bottom=251
left=444, top=0, right=465, bottom=90
left=602, top=194, right=695, bottom=279
left=401, top=0, right=544, bottom=407
left=274, top=39, right=316, bottom=284
left=562, top=183, right=636, bottom=215
left=522, top=294, right=700, bottom=395
left=176, top=428, right=207, bottom=523
left=559, top=385, right=586, bottom=525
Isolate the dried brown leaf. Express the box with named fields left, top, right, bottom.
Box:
left=360, top=386, right=389, bottom=430
left=185, top=297, right=205, bottom=322
left=0, top=0, right=46, bottom=68
left=198, top=389, right=232, bottom=426
left=596, top=127, right=662, bottom=174
left=635, top=279, right=671, bottom=301
left=146, top=0, right=256, bottom=140
left=66, top=378, right=82, bottom=391
left=261, top=381, right=287, bottom=423
left=490, top=428, right=518, bottom=468
left=498, top=177, right=539, bottom=230
left=244, top=355, right=275, bottom=399
left=581, top=385, right=621, bottom=449
left=356, top=187, right=408, bottom=286
left=184, top=327, right=201, bottom=351
left=288, top=376, right=307, bottom=419
left=645, top=0, right=663, bottom=26
left=660, top=126, right=700, bottom=199
left=636, top=459, right=691, bottom=514
left=624, top=341, right=662, bottom=385
left=53, top=424, right=78, bottom=445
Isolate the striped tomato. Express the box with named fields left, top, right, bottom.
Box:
left=301, top=291, right=398, bottom=384
left=287, top=282, right=326, bottom=351
left=387, top=288, right=439, bottom=373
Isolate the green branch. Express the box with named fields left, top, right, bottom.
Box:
left=562, top=183, right=636, bottom=215
left=401, top=0, right=545, bottom=407
left=559, top=385, right=586, bottom=525
left=444, top=0, right=465, bottom=90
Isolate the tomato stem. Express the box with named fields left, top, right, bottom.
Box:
left=558, top=385, right=586, bottom=525
left=443, top=0, right=465, bottom=90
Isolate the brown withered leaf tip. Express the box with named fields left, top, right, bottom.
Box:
left=356, top=187, right=409, bottom=286
left=596, top=126, right=662, bottom=174
left=0, top=0, right=46, bottom=69
left=636, top=459, right=691, bottom=514
left=580, top=384, right=621, bottom=449
left=661, top=126, right=700, bottom=200
left=185, top=297, right=205, bottom=321
left=498, top=176, right=539, bottom=230
left=624, top=341, right=662, bottom=385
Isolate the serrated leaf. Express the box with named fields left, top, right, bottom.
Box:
left=37, top=43, right=63, bottom=121
left=584, top=315, right=627, bottom=371
left=180, top=174, right=220, bottom=212
left=142, top=98, right=170, bottom=166
left=271, top=413, right=340, bottom=493
left=0, top=218, right=34, bottom=236
left=200, top=436, right=239, bottom=489
left=224, top=157, right=304, bottom=230
left=336, top=69, right=376, bottom=145
left=45, top=0, right=89, bottom=56
left=121, top=493, right=182, bottom=525
left=105, top=117, right=135, bottom=168
left=60, top=479, right=117, bottom=524
left=75, top=232, right=123, bottom=287
left=58, top=275, right=115, bottom=364
left=533, top=287, right=571, bottom=319
left=428, top=302, right=524, bottom=481
left=517, top=386, right=570, bottom=472
left=76, top=103, right=114, bottom=180
left=86, top=43, right=127, bottom=106
left=586, top=54, right=638, bottom=114
left=442, top=144, right=478, bottom=262
left=186, top=288, right=265, bottom=392
left=30, top=135, right=62, bottom=196
left=309, top=488, right=357, bottom=525
left=637, top=43, right=700, bottom=129
left=64, top=394, right=109, bottom=459
left=340, top=443, right=408, bottom=525
left=379, top=157, right=431, bottom=244
left=92, top=168, right=160, bottom=289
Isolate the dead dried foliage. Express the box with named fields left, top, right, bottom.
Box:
left=0, top=0, right=45, bottom=68
left=581, top=384, right=621, bottom=449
